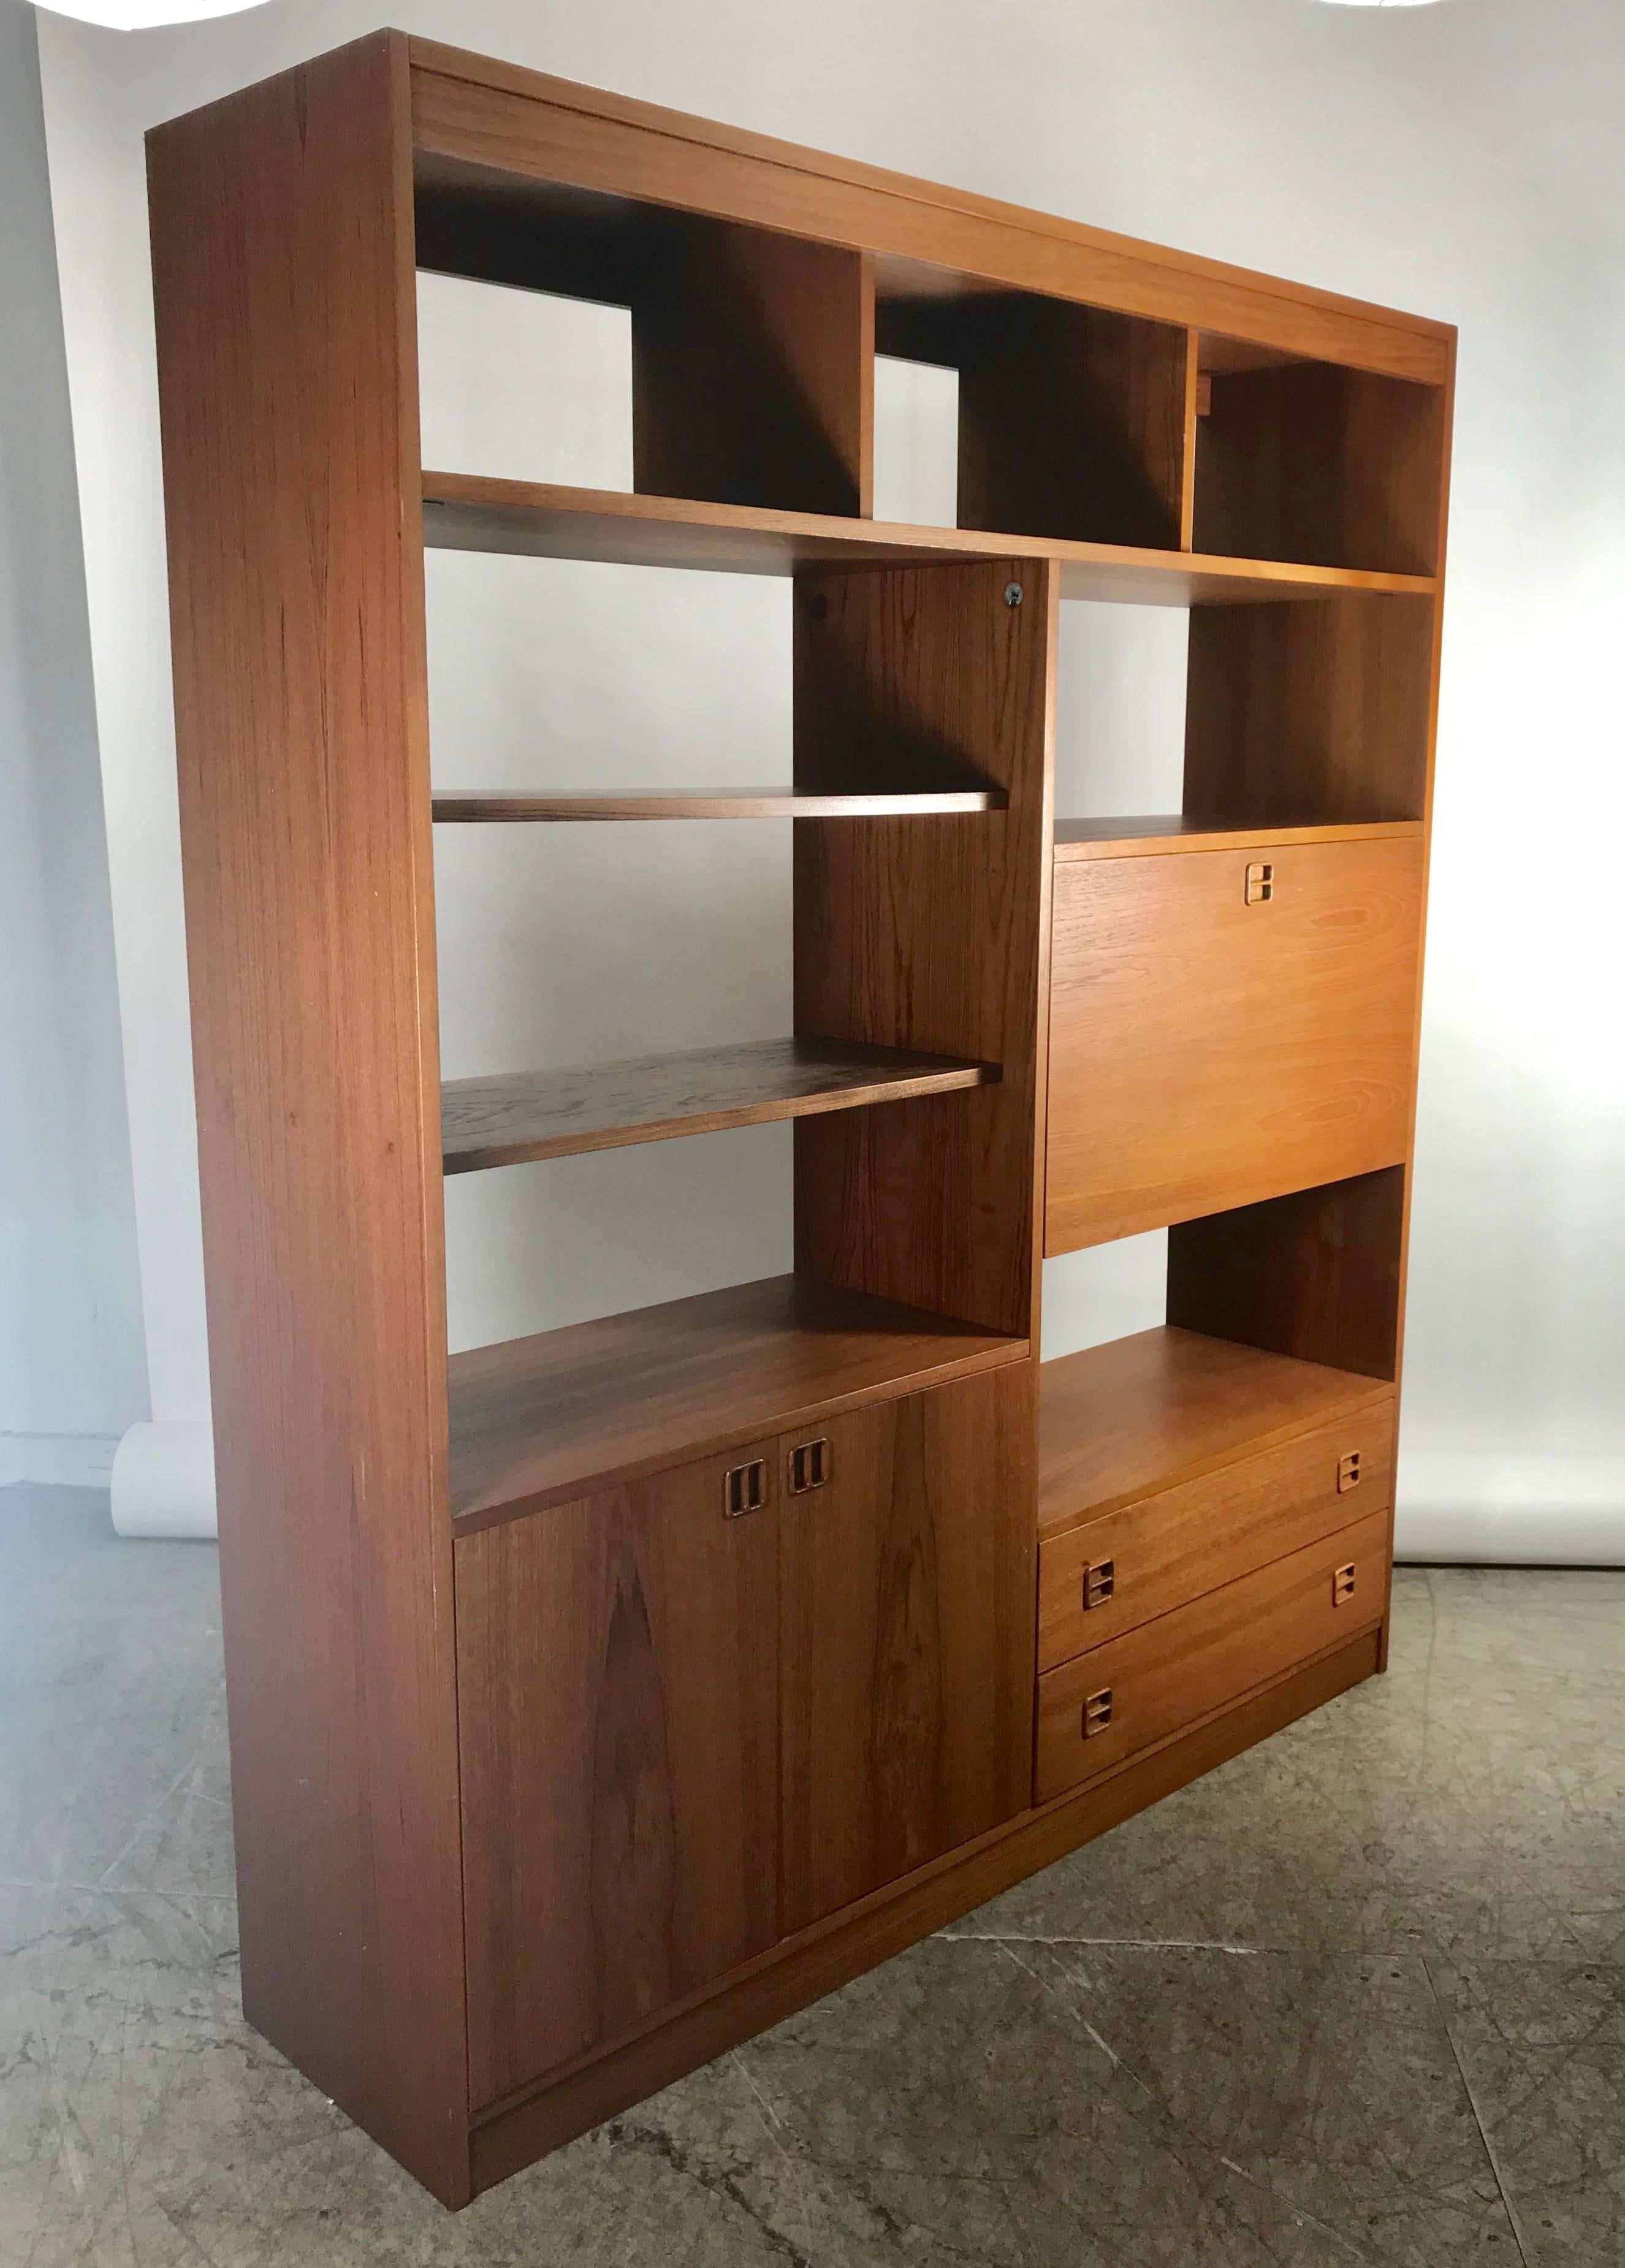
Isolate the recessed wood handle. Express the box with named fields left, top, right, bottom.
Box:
left=723, top=1458, right=767, bottom=1518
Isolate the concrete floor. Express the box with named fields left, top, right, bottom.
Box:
left=1, top=1485, right=1621, bottom=2266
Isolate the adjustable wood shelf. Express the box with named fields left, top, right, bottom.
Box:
left=441, top=1036, right=999, bottom=1172
left=433, top=786, right=1006, bottom=820
left=150, top=29, right=1452, bottom=2209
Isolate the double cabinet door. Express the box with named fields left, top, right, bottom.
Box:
left=455, top=1364, right=1034, bottom=2110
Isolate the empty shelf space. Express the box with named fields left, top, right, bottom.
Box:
left=422, top=473, right=1438, bottom=607
left=1039, top=1325, right=1392, bottom=1537
left=449, top=1273, right=1029, bottom=1528
left=1054, top=815, right=1424, bottom=861
left=433, top=786, right=1005, bottom=820
left=442, top=1036, right=999, bottom=1173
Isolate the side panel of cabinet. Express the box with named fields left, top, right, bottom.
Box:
left=456, top=1448, right=781, bottom=2111
left=1046, top=834, right=1423, bottom=1251
left=780, top=1366, right=1036, bottom=1936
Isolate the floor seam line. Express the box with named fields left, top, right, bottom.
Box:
left=1421, top=1952, right=1535, bottom=2268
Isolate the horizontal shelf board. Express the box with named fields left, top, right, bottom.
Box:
left=433, top=786, right=1005, bottom=821
left=442, top=1036, right=998, bottom=1172
left=1054, top=815, right=1424, bottom=862
left=449, top=1274, right=1029, bottom=1529
left=1039, top=1325, right=1393, bottom=1539
left=422, top=474, right=1439, bottom=608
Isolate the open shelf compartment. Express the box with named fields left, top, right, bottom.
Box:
left=1192, top=333, right=1446, bottom=577
left=448, top=1272, right=1029, bottom=1530
left=416, top=151, right=870, bottom=519
left=1038, top=1324, right=1392, bottom=1539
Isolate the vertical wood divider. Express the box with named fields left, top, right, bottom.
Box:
left=791, top=556, right=1057, bottom=1341
left=148, top=31, right=470, bottom=2205
left=1178, top=329, right=1201, bottom=552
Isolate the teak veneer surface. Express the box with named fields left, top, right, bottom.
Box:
left=432, top=786, right=1005, bottom=820
left=780, top=1368, right=1035, bottom=1936
left=448, top=1274, right=1027, bottom=1529
left=423, top=473, right=1438, bottom=607
left=1033, top=1504, right=1388, bottom=1802
left=1038, top=1325, right=1393, bottom=1539
left=1046, top=832, right=1423, bottom=1249
left=793, top=559, right=1054, bottom=1343
left=441, top=1037, right=999, bottom=1173
left=1052, top=816, right=1421, bottom=861
left=148, top=36, right=470, bottom=2205
left=457, top=1445, right=782, bottom=2106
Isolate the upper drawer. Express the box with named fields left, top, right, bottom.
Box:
left=1046, top=832, right=1423, bottom=1252
left=1035, top=1502, right=1390, bottom=1805
left=1038, top=1396, right=1394, bottom=1673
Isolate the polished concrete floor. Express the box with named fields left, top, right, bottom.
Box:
left=2, top=1484, right=1621, bottom=2267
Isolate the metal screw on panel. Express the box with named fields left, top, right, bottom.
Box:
left=1004, top=581, right=1024, bottom=608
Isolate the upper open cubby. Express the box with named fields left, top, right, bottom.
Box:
left=874, top=257, right=1189, bottom=550
left=416, top=152, right=870, bottom=518
left=1192, top=333, right=1447, bottom=577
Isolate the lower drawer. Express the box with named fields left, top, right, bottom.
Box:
left=1035, top=1504, right=1389, bottom=1803
left=1038, top=1399, right=1394, bottom=1672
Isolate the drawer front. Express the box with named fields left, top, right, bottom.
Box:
left=1038, top=1399, right=1394, bottom=1672
left=1046, top=835, right=1423, bottom=1252
left=1035, top=1504, right=1389, bottom=1803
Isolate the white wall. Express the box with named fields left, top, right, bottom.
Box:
left=34, top=0, right=1625, bottom=1559
left=0, top=0, right=147, bottom=1488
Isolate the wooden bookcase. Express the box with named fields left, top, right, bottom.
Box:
left=147, top=31, right=1452, bottom=2208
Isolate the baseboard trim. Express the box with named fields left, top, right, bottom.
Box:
left=1396, top=1452, right=1625, bottom=1566
left=0, top=1433, right=121, bottom=1488
left=468, top=1625, right=1380, bottom=2197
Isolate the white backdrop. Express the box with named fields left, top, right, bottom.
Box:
left=36, top=0, right=1625, bottom=1558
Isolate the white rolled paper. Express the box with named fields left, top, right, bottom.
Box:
left=110, top=1419, right=218, bottom=1539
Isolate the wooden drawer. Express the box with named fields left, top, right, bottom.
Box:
left=1038, top=1397, right=1393, bottom=1672
left=1035, top=1504, right=1389, bottom=1803
left=1046, top=833, right=1423, bottom=1251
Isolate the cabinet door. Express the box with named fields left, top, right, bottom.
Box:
left=455, top=1445, right=780, bottom=2109
left=780, top=1367, right=1035, bottom=1935
left=1046, top=834, right=1423, bottom=1251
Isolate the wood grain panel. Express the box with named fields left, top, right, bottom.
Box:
left=1193, top=359, right=1446, bottom=575
left=794, top=558, right=1055, bottom=1337
left=448, top=1274, right=1026, bottom=1529
left=456, top=1450, right=781, bottom=2107
left=422, top=472, right=1436, bottom=602
left=1035, top=1505, right=1389, bottom=1801
left=1184, top=593, right=1437, bottom=825
left=1054, top=816, right=1421, bottom=861
left=956, top=296, right=1189, bottom=549
left=1038, top=1400, right=1395, bottom=1670
left=633, top=218, right=870, bottom=515
left=469, top=1629, right=1380, bottom=2189
left=1166, top=1165, right=1407, bottom=1383
left=441, top=1036, right=997, bottom=1173
left=147, top=32, right=469, bottom=2205
left=409, top=45, right=1452, bottom=382
left=1038, top=1325, right=1391, bottom=1535
left=1046, top=834, right=1422, bottom=1250
left=780, top=1368, right=1036, bottom=1933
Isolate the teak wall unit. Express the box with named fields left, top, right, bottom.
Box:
left=148, top=32, right=1453, bottom=2208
